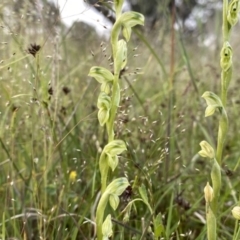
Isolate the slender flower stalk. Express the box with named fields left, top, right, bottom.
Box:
left=223, top=0, right=229, bottom=41
left=88, top=1, right=144, bottom=238
left=199, top=0, right=240, bottom=239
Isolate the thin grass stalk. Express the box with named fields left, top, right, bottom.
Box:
left=165, top=0, right=176, bottom=183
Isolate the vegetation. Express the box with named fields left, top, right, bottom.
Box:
left=0, top=0, right=240, bottom=239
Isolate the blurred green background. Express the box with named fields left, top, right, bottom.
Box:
left=0, top=0, right=240, bottom=239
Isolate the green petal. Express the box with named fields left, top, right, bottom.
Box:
left=109, top=194, right=120, bottom=210
left=88, top=66, right=114, bottom=84
left=103, top=140, right=127, bottom=156
left=105, top=178, right=129, bottom=196
left=115, top=39, right=128, bottom=73
left=98, top=108, right=110, bottom=126
left=102, top=214, right=113, bottom=238
left=107, top=154, right=119, bottom=171
left=198, top=140, right=215, bottom=159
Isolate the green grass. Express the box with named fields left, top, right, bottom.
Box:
left=1, top=0, right=240, bottom=239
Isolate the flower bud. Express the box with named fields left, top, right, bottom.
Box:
left=202, top=91, right=223, bottom=117
left=103, top=140, right=126, bottom=171
left=199, top=141, right=215, bottom=159
left=88, top=66, right=114, bottom=93
left=118, top=11, right=145, bottom=41
left=99, top=141, right=127, bottom=190
left=220, top=42, right=232, bottom=72
left=204, top=182, right=214, bottom=203
left=227, top=0, right=240, bottom=26
left=102, top=214, right=113, bottom=239
left=232, top=206, right=240, bottom=220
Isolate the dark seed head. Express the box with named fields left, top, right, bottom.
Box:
left=120, top=185, right=133, bottom=202
left=62, top=86, right=71, bottom=95
left=27, top=43, right=41, bottom=57
left=48, top=86, right=53, bottom=95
